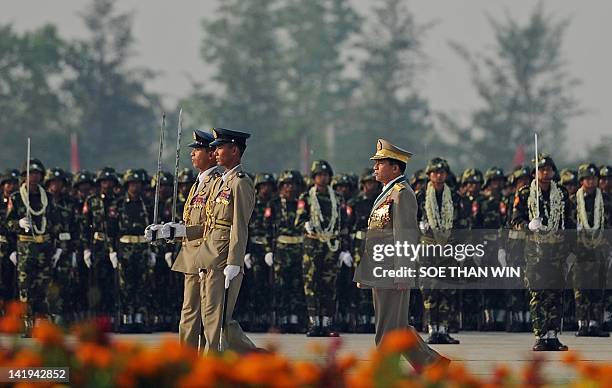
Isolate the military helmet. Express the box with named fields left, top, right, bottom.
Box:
left=483, top=167, right=505, bottom=188
left=20, top=158, right=45, bottom=176
left=360, top=168, right=376, bottom=183
left=123, top=169, right=145, bottom=185
left=559, top=168, right=578, bottom=185
left=408, top=169, right=427, bottom=187
left=278, top=170, right=298, bottom=185
left=44, top=167, right=68, bottom=185
left=425, top=157, right=450, bottom=174
left=461, top=168, right=484, bottom=185
left=599, top=165, right=611, bottom=178
left=136, top=169, right=150, bottom=185
left=0, top=169, right=20, bottom=185
left=95, top=167, right=119, bottom=185
left=512, top=166, right=531, bottom=184
left=254, top=172, right=276, bottom=187
left=445, top=171, right=458, bottom=190
left=533, top=153, right=556, bottom=170
left=577, top=163, right=599, bottom=181
left=311, top=160, right=333, bottom=178
left=151, top=171, right=174, bottom=188
left=177, top=168, right=196, bottom=184
left=332, top=173, right=353, bottom=189
left=72, top=170, right=95, bottom=188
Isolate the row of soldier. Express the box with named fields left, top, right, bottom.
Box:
left=0, top=154, right=611, bottom=346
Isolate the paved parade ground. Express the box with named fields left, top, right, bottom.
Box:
left=100, top=332, right=612, bottom=382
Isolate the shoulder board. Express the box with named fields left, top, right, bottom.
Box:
left=237, top=171, right=246, bottom=178
left=393, top=183, right=405, bottom=192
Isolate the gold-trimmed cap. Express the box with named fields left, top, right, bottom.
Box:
left=370, top=139, right=413, bottom=163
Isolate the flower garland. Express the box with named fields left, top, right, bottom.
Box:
left=425, top=182, right=453, bottom=230
left=528, top=179, right=564, bottom=232
left=576, top=187, right=604, bottom=231
left=308, top=185, right=340, bottom=252
left=19, top=183, right=48, bottom=234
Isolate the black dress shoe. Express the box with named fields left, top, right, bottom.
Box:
left=441, top=333, right=460, bottom=344
left=532, top=338, right=548, bottom=351
left=323, top=327, right=340, bottom=337
left=306, top=327, right=325, bottom=337
left=575, top=326, right=589, bottom=337
left=426, top=332, right=443, bottom=344
left=588, top=326, right=610, bottom=337
left=546, top=338, right=568, bottom=351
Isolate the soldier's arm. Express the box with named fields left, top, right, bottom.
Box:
left=227, top=177, right=255, bottom=267
left=294, top=193, right=310, bottom=232
left=262, top=201, right=274, bottom=253
left=6, top=194, right=23, bottom=234
left=510, top=189, right=529, bottom=230
left=393, top=188, right=419, bottom=285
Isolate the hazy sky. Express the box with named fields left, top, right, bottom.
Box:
left=2, top=0, right=610, bottom=159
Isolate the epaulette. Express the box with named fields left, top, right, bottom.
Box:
left=393, top=183, right=405, bottom=192
left=237, top=171, right=246, bottom=178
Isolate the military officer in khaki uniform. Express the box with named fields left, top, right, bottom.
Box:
left=353, top=139, right=449, bottom=372
left=148, top=129, right=221, bottom=349
left=189, top=127, right=256, bottom=353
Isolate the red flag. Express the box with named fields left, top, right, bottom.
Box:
left=511, top=144, right=525, bottom=168
left=70, top=133, right=80, bottom=173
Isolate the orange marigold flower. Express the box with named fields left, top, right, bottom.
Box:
left=379, top=328, right=417, bottom=355
left=337, top=355, right=358, bottom=372
left=8, top=349, right=42, bottom=368
left=0, top=316, right=24, bottom=334
left=32, top=320, right=63, bottom=346
left=422, top=363, right=446, bottom=383
left=75, top=343, right=112, bottom=368
left=293, top=361, right=321, bottom=385
left=6, top=301, right=26, bottom=317
left=561, top=350, right=580, bottom=366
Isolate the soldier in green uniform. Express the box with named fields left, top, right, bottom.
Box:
left=416, top=158, right=470, bottom=344
left=0, top=169, right=19, bottom=307
left=243, top=173, right=275, bottom=331
left=108, top=169, right=153, bottom=332
left=599, top=165, right=612, bottom=331
left=349, top=168, right=382, bottom=333
left=73, top=170, right=96, bottom=201
left=265, top=170, right=308, bottom=333
left=409, top=169, right=428, bottom=193
left=296, top=160, right=351, bottom=337
left=570, top=163, right=611, bottom=337
left=560, top=169, right=579, bottom=197
left=6, top=159, right=60, bottom=334
left=511, top=154, right=574, bottom=351
left=44, top=168, right=79, bottom=325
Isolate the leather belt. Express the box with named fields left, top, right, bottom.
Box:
left=58, top=232, right=71, bottom=241
left=527, top=233, right=563, bottom=244
left=508, top=230, right=526, bottom=240
left=355, top=230, right=367, bottom=240
left=119, top=235, right=147, bottom=244
left=250, top=236, right=267, bottom=245
left=18, top=234, right=50, bottom=243
left=277, top=235, right=304, bottom=244
left=93, top=232, right=107, bottom=241
left=0, top=235, right=7, bottom=243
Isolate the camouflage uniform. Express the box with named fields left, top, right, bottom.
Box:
left=266, top=170, right=307, bottom=332
left=511, top=154, right=574, bottom=351
left=0, top=169, right=19, bottom=306
left=296, top=160, right=349, bottom=336
left=570, top=163, right=611, bottom=337
left=6, top=159, right=59, bottom=332
left=598, top=165, right=612, bottom=331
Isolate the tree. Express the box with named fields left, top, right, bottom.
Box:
left=338, top=0, right=437, bottom=172
left=63, top=0, right=160, bottom=170
left=183, top=0, right=286, bottom=172
left=0, top=24, right=68, bottom=168
left=448, top=4, right=581, bottom=168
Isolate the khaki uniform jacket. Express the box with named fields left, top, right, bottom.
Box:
left=196, top=165, right=255, bottom=269
left=353, top=177, right=420, bottom=289
left=172, top=166, right=222, bottom=274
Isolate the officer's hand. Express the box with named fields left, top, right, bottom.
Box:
left=161, top=222, right=186, bottom=238
left=528, top=217, right=542, bottom=231
left=144, top=224, right=163, bottom=241
left=71, top=252, right=77, bottom=268
left=419, top=221, right=430, bottom=232
left=198, top=268, right=205, bottom=281
left=9, top=251, right=17, bottom=266
left=52, top=248, right=63, bottom=268
left=339, top=251, right=353, bottom=267
left=244, top=253, right=252, bottom=269
left=83, top=249, right=92, bottom=268
left=497, top=248, right=507, bottom=267
left=305, top=221, right=314, bottom=234
left=148, top=252, right=156, bottom=267
left=18, top=217, right=31, bottom=231
left=224, top=264, right=241, bottom=289
left=109, top=251, right=118, bottom=269
left=164, top=252, right=173, bottom=268
left=264, top=252, right=273, bottom=267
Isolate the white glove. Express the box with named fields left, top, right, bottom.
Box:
left=264, top=252, right=274, bottom=267
left=164, top=252, right=173, bottom=268
left=52, top=248, right=63, bottom=268
left=71, top=252, right=77, bottom=268
left=19, top=217, right=31, bottom=231
left=144, top=224, right=163, bottom=241
left=109, top=252, right=118, bottom=269
left=224, top=264, right=241, bottom=289
left=9, top=251, right=17, bottom=266
left=339, top=251, right=353, bottom=267
left=148, top=252, right=156, bottom=267
left=244, top=253, right=252, bottom=269
left=161, top=222, right=186, bottom=238
left=497, top=248, right=507, bottom=267
left=198, top=269, right=205, bottom=281
left=577, top=222, right=583, bottom=231
left=305, top=221, right=313, bottom=234
left=419, top=221, right=430, bottom=232
left=83, top=249, right=92, bottom=268
left=528, top=217, right=542, bottom=231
